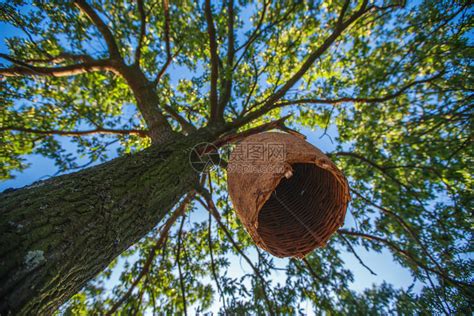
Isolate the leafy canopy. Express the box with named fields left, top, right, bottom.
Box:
left=0, top=0, right=472, bottom=314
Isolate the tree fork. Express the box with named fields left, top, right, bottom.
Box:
left=0, top=130, right=215, bottom=315
left=116, top=64, right=175, bottom=143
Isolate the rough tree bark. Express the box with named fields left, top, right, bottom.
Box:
left=0, top=129, right=217, bottom=315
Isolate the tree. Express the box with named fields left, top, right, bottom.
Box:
left=0, top=0, right=472, bottom=314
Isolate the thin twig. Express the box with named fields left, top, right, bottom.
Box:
left=332, top=151, right=432, bottom=214
left=0, top=126, right=149, bottom=137
left=106, top=192, right=195, bottom=314
left=338, top=232, right=377, bottom=276
left=176, top=214, right=188, bottom=316
left=351, top=189, right=444, bottom=273
left=338, top=229, right=474, bottom=298
left=0, top=53, right=114, bottom=77
left=301, top=258, right=324, bottom=283
left=208, top=211, right=227, bottom=312
left=195, top=190, right=275, bottom=315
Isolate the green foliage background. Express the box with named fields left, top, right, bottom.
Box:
left=0, top=0, right=472, bottom=314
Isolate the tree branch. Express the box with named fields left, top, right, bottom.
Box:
left=176, top=214, right=188, bottom=316
left=162, top=103, right=196, bottom=134
left=337, top=0, right=351, bottom=26
left=1, top=3, right=53, bottom=58
left=134, top=0, right=147, bottom=64
left=74, top=0, right=122, bottom=59
left=353, top=188, right=457, bottom=312
left=106, top=192, right=195, bottom=315
left=0, top=126, right=148, bottom=137
left=233, top=0, right=371, bottom=128
left=273, top=72, right=444, bottom=107
left=234, top=0, right=268, bottom=53
left=195, top=189, right=275, bottom=315
left=338, top=229, right=474, bottom=297
left=20, top=52, right=95, bottom=64
left=0, top=53, right=114, bottom=77
left=338, top=232, right=377, bottom=276
left=269, top=0, right=365, bottom=98
left=208, top=211, right=227, bottom=313
left=205, top=0, right=220, bottom=123
left=351, top=189, right=448, bottom=279
left=301, top=257, right=324, bottom=283
left=234, top=0, right=296, bottom=71
left=240, top=56, right=262, bottom=114
left=332, top=151, right=432, bottom=213
left=215, top=114, right=291, bottom=147
left=153, top=0, right=173, bottom=85
left=216, top=0, right=235, bottom=120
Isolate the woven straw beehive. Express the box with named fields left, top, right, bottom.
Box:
left=227, top=132, right=350, bottom=258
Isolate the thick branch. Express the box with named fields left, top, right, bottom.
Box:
left=162, top=0, right=171, bottom=61
left=153, top=0, right=173, bottom=85
left=20, top=53, right=95, bottom=64
left=0, top=54, right=173, bottom=143
left=134, top=0, right=147, bottom=64
left=0, top=126, right=149, bottom=137
left=215, top=115, right=291, bottom=147
left=0, top=53, right=114, bottom=77
left=337, top=0, right=351, bottom=26
left=264, top=1, right=367, bottom=103
left=234, top=0, right=370, bottom=128
left=274, top=72, right=444, bottom=107
left=216, top=0, right=235, bottom=121
left=162, top=104, right=196, bottom=134
left=117, top=65, right=174, bottom=143
left=74, top=0, right=121, bottom=59
left=205, top=0, right=220, bottom=122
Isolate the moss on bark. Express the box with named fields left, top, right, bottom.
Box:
left=0, top=130, right=214, bottom=315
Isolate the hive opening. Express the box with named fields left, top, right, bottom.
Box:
left=257, top=163, right=344, bottom=257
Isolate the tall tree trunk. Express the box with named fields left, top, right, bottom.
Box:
left=0, top=130, right=213, bottom=315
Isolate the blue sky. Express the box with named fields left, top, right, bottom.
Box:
left=0, top=124, right=421, bottom=313
left=0, top=3, right=426, bottom=312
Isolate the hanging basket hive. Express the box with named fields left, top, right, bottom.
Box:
left=227, top=132, right=350, bottom=258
